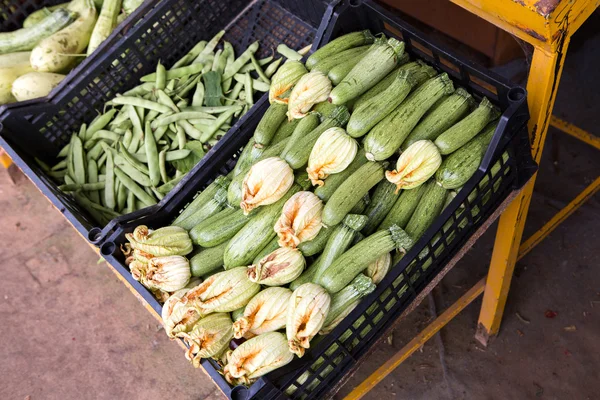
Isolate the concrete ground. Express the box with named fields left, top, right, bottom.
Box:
left=2, top=15, right=599, bottom=400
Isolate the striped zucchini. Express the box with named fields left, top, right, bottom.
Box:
left=280, top=113, right=320, bottom=160
left=312, top=45, right=371, bottom=74
left=173, top=175, right=230, bottom=224
left=364, top=73, right=454, bottom=161
left=254, top=103, right=288, bottom=147
left=434, top=97, right=499, bottom=155
left=297, top=225, right=336, bottom=256
left=189, top=207, right=247, bottom=247
left=272, top=118, right=300, bottom=144
left=306, top=30, right=375, bottom=70
left=405, top=180, right=447, bottom=241
left=322, top=161, right=384, bottom=227
left=232, top=138, right=264, bottom=177
left=281, top=105, right=350, bottom=169
left=289, top=255, right=321, bottom=291
left=378, top=183, right=427, bottom=230
left=327, top=46, right=378, bottom=85
left=436, top=122, right=497, bottom=189
left=329, top=37, right=405, bottom=105
left=224, top=184, right=300, bottom=268
left=252, top=236, right=281, bottom=264
left=174, top=187, right=228, bottom=230
left=402, top=87, right=474, bottom=150
left=190, top=242, right=227, bottom=276
left=314, top=150, right=368, bottom=201
left=362, top=180, right=399, bottom=235
left=350, top=193, right=369, bottom=214
left=312, top=214, right=369, bottom=282
left=318, top=225, right=414, bottom=293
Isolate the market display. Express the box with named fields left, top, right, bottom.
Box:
left=43, top=31, right=305, bottom=224
left=118, top=29, right=503, bottom=385
left=0, top=0, right=145, bottom=104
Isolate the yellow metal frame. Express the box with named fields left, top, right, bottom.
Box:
left=346, top=0, right=600, bottom=397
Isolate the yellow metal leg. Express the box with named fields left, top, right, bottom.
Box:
left=475, top=43, right=570, bottom=345
left=550, top=116, right=600, bottom=151
left=0, top=149, right=12, bottom=169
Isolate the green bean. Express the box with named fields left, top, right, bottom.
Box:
left=151, top=187, right=165, bottom=201
left=78, top=123, right=87, bottom=140
left=233, top=74, right=269, bottom=92
left=196, top=30, right=225, bottom=61
left=135, top=106, right=145, bottom=123
left=98, top=174, right=106, bottom=181
left=151, top=111, right=214, bottom=128
left=133, top=149, right=191, bottom=163
left=179, top=120, right=203, bottom=140
left=155, top=61, right=166, bottom=90
left=223, top=41, right=259, bottom=80
left=155, top=89, right=179, bottom=112
left=176, top=124, right=186, bottom=150
left=48, top=170, right=67, bottom=179
left=145, top=110, right=159, bottom=124
left=84, top=130, right=121, bottom=149
left=51, top=159, right=67, bottom=171
left=118, top=142, right=149, bottom=174
left=158, top=149, right=168, bottom=184
left=110, top=107, right=130, bottom=127
left=114, top=167, right=157, bottom=207
left=152, top=125, right=168, bottom=142
left=166, top=79, right=176, bottom=92
left=172, top=40, right=206, bottom=69
left=111, top=151, right=152, bottom=187
left=250, top=53, right=270, bottom=84
left=71, top=135, right=86, bottom=185
left=85, top=140, right=104, bottom=161
left=244, top=72, right=254, bottom=106
left=188, top=118, right=217, bottom=125
left=211, top=49, right=222, bottom=71
left=97, top=152, right=108, bottom=169
left=239, top=56, right=273, bottom=73
left=182, top=105, right=240, bottom=114
left=87, top=109, right=117, bottom=140
left=191, top=80, right=205, bottom=107
left=87, top=160, right=100, bottom=203
left=105, top=151, right=116, bottom=210
left=35, top=158, right=50, bottom=172
left=57, top=142, right=70, bottom=158
left=123, top=82, right=155, bottom=96
left=156, top=175, right=184, bottom=194
left=144, top=120, right=161, bottom=187
left=277, top=44, right=302, bottom=61
left=264, top=57, right=283, bottom=78
left=112, top=96, right=172, bottom=113
left=226, top=81, right=244, bottom=106
left=176, top=75, right=201, bottom=99
left=125, top=190, right=135, bottom=214
left=128, top=105, right=144, bottom=150
left=141, top=63, right=204, bottom=82
left=117, top=178, right=127, bottom=211
left=199, top=106, right=241, bottom=142
left=59, top=181, right=106, bottom=191
left=223, top=42, right=236, bottom=92
left=122, top=129, right=133, bottom=149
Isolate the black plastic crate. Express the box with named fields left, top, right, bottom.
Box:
left=99, top=0, right=537, bottom=399
left=1, top=0, right=66, bottom=32
left=0, top=0, right=329, bottom=245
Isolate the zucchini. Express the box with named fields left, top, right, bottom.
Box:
left=189, top=207, right=249, bottom=247
left=0, top=52, right=34, bottom=104
left=322, top=161, right=384, bottom=227
left=436, top=122, right=496, bottom=189
left=202, top=71, right=223, bottom=107
left=350, top=193, right=369, bottom=214
left=0, top=9, right=76, bottom=54
left=297, top=225, right=336, bottom=256
left=190, top=242, right=227, bottom=276
left=329, top=37, right=405, bottom=105
left=272, top=118, right=300, bottom=144
left=254, top=102, right=288, bottom=147
left=224, top=184, right=300, bottom=268
left=23, top=4, right=67, bottom=28
left=378, top=183, right=427, bottom=230
left=280, top=113, right=320, bottom=159
left=306, top=30, right=375, bottom=70
left=281, top=105, right=350, bottom=169
left=232, top=138, right=264, bottom=177
left=11, top=71, right=65, bottom=101
left=314, top=150, right=367, bottom=202
left=318, top=225, right=413, bottom=293
left=312, top=45, right=371, bottom=74
left=434, top=97, right=499, bottom=155
left=173, top=175, right=230, bottom=223
left=227, top=137, right=290, bottom=207
left=402, top=87, right=474, bottom=150
left=174, top=187, right=228, bottom=230
left=289, top=255, right=321, bottom=291
left=362, top=180, right=399, bottom=235
left=364, top=73, right=454, bottom=161
left=252, top=236, right=280, bottom=264
left=405, top=180, right=447, bottom=241
left=327, top=46, right=375, bottom=85
left=312, top=214, right=369, bottom=282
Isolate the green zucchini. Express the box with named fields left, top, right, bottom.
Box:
left=378, top=183, right=427, bottom=230
left=405, top=180, right=447, bottom=241
left=311, top=45, right=371, bottom=74
left=227, top=137, right=291, bottom=207
left=364, top=73, right=454, bottom=161
left=436, top=122, right=497, bottom=189
left=289, top=255, right=321, bottom=291
left=252, top=236, right=280, bottom=264
left=352, top=61, right=424, bottom=111
left=312, top=101, right=338, bottom=120
left=306, top=30, right=375, bottom=70
left=232, top=138, right=264, bottom=177
left=23, top=4, right=67, bottom=28
left=297, top=225, right=336, bottom=256
left=189, top=207, right=247, bottom=247
left=434, top=97, right=499, bottom=155
left=202, top=71, right=223, bottom=107
left=281, top=105, right=350, bottom=169
left=173, top=175, right=230, bottom=224
left=329, top=37, right=405, bottom=105
left=272, top=118, right=300, bottom=144
left=190, top=242, right=227, bottom=276
left=322, top=161, right=384, bottom=227
left=254, top=103, right=288, bottom=147
left=280, top=113, right=320, bottom=160
left=0, top=9, right=76, bottom=54
left=312, top=214, right=369, bottom=282
left=314, top=150, right=368, bottom=202
left=362, top=180, right=399, bottom=235
left=174, top=187, right=228, bottom=231
left=350, top=193, right=369, bottom=214
left=328, top=45, right=379, bottom=85
left=224, top=184, right=300, bottom=268
left=402, top=87, right=474, bottom=150
left=318, top=225, right=413, bottom=293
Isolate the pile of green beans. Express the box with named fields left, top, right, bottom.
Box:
left=44, top=30, right=306, bottom=225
